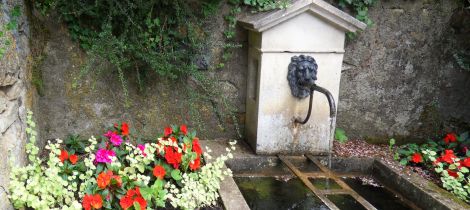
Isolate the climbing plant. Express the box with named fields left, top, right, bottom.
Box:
left=0, top=5, right=21, bottom=59
left=338, top=0, right=378, bottom=26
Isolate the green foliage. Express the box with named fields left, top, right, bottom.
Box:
left=240, top=0, right=289, bottom=11
left=389, top=138, right=395, bottom=151
left=0, top=5, right=21, bottom=59
left=334, top=128, right=348, bottom=144
left=338, top=0, right=378, bottom=26
left=64, top=134, right=88, bottom=155
left=396, top=132, right=470, bottom=202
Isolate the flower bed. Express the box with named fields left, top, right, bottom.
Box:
left=395, top=132, right=470, bottom=202
left=8, top=111, right=235, bottom=210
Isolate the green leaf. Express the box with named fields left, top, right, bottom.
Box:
left=449, top=164, right=457, bottom=170
left=171, top=169, right=182, bottom=181
left=399, top=159, right=408, bottom=166
left=335, top=128, right=348, bottom=143
left=133, top=202, right=141, bottom=210
left=96, top=164, right=104, bottom=174
left=139, top=187, right=153, bottom=201
left=136, top=164, right=145, bottom=173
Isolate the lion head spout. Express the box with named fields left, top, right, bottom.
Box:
left=287, top=55, right=318, bottom=98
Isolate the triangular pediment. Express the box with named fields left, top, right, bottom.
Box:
left=238, top=0, right=366, bottom=33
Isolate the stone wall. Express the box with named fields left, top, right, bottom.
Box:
left=17, top=0, right=470, bottom=148
left=337, top=0, right=470, bottom=143
left=0, top=0, right=30, bottom=209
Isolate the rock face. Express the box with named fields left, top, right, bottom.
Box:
left=34, top=4, right=247, bottom=141
left=0, top=1, right=30, bottom=209
left=337, top=0, right=470, bottom=142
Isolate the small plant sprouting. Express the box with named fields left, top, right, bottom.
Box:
left=334, top=128, right=348, bottom=144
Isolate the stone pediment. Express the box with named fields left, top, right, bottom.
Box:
left=238, top=0, right=366, bottom=33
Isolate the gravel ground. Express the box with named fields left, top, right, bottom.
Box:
left=333, top=139, right=440, bottom=184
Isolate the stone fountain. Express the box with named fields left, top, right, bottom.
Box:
left=238, top=0, right=366, bottom=154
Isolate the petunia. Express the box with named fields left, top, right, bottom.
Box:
left=443, top=133, right=457, bottom=144
left=164, top=127, right=172, bottom=137
left=121, top=122, right=129, bottom=136
left=153, top=165, right=166, bottom=179
left=180, top=124, right=187, bottom=135
left=59, top=149, right=69, bottom=163
left=410, top=153, right=422, bottom=163
left=69, top=154, right=78, bottom=165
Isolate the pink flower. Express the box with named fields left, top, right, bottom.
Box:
left=137, top=144, right=147, bottom=157
left=95, top=149, right=116, bottom=163
left=104, top=131, right=123, bottom=146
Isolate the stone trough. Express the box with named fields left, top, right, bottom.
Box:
left=202, top=140, right=470, bottom=210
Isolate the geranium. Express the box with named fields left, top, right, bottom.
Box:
left=180, top=124, right=187, bottom=135
left=441, top=150, right=457, bottom=164
left=120, top=187, right=146, bottom=210
left=69, top=154, right=78, bottom=165
left=189, top=157, right=201, bottom=171
left=164, top=146, right=182, bottom=169
left=59, top=149, right=69, bottom=163
left=121, top=122, right=129, bottom=136
left=411, top=153, right=422, bottom=163
left=153, top=165, right=166, bottom=179
left=443, top=133, right=457, bottom=144
left=104, top=131, right=123, bottom=146
left=95, top=149, right=116, bottom=163
left=83, top=194, right=103, bottom=210
left=164, top=127, right=172, bottom=137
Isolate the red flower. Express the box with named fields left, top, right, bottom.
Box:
left=410, top=153, right=423, bottom=163
left=153, top=165, right=166, bottom=179
left=443, top=133, right=457, bottom=144
left=119, top=195, right=134, bottom=210
left=170, top=136, right=177, bottom=143
left=164, top=146, right=182, bottom=169
left=189, top=156, right=201, bottom=171
left=192, top=138, right=202, bottom=155
left=120, top=187, right=146, bottom=210
left=447, top=169, right=459, bottom=178
left=164, top=127, right=172, bottom=137
left=462, top=158, right=470, bottom=168
left=121, top=122, right=129, bottom=136
left=83, top=194, right=103, bottom=210
left=69, top=154, right=78, bottom=165
left=180, top=124, right=188, bottom=135
left=59, top=150, right=69, bottom=163
left=97, top=171, right=112, bottom=189
left=441, top=150, right=457, bottom=164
